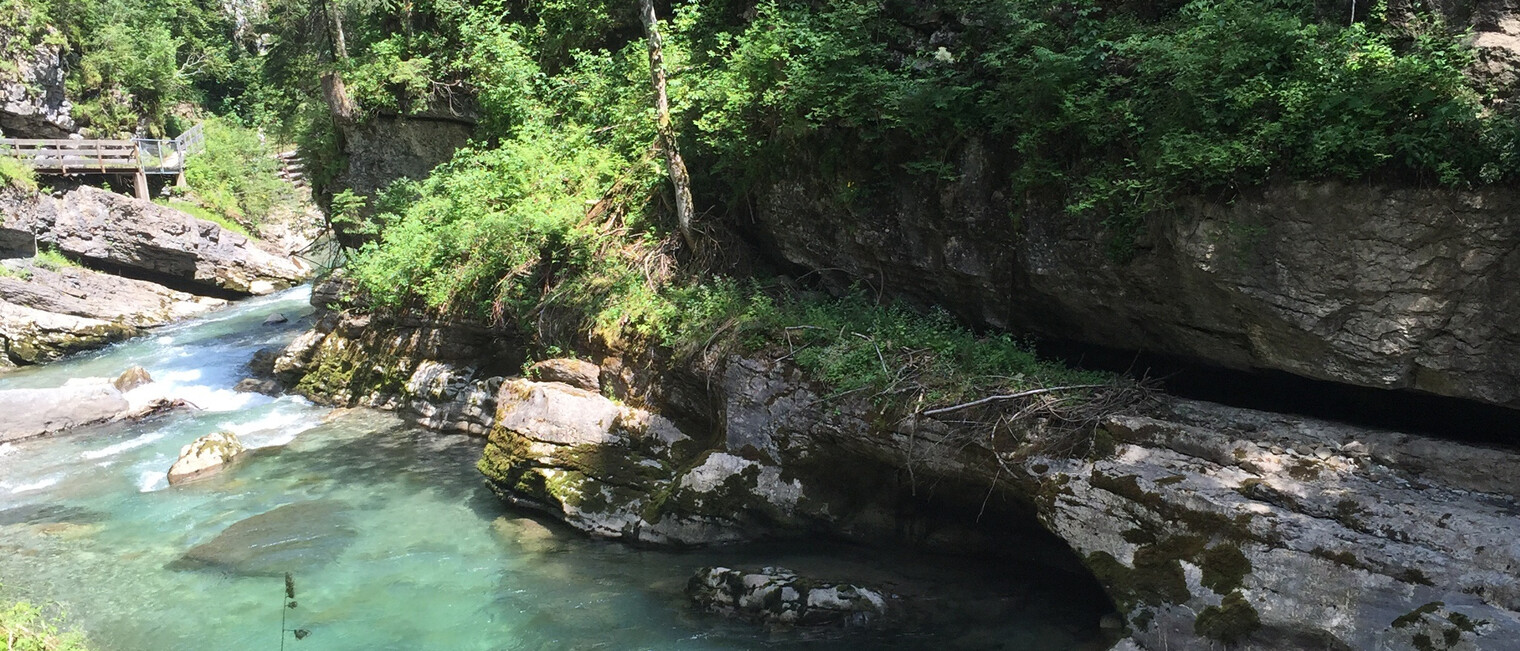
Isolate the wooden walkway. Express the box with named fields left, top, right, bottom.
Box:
left=0, top=123, right=205, bottom=198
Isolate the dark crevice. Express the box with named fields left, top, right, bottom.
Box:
left=1035, top=340, right=1520, bottom=448
left=62, top=252, right=248, bottom=301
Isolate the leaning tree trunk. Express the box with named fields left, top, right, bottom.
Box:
left=639, top=0, right=697, bottom=250
left=319, top=0, right=355, bottom=124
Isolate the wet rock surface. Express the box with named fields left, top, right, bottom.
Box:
left=687, top=566, right=889, bottom=628
left=172, top=500, right=357, bottom=576
left=0, top=380, right=129, bottom=441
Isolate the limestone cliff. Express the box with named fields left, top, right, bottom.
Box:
left=754, top=159, right=1520, bottom=411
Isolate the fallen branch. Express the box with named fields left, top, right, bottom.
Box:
left=920, top=384, right=1108, bottom=418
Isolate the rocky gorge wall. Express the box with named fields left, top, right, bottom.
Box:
left=752, top=153, right=1520, bottom=412
left=268, top=287, right=1520, bottom=650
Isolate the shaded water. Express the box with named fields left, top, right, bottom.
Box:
left=0, top=288, right=1111, bottom=650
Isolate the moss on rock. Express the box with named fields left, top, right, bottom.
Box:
left=1194, top=591, right=1261, bottom=644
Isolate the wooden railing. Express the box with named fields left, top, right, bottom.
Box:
left=0, top=123, right=207, bottom=176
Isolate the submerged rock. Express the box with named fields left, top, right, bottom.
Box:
left=687, top=566, right=888, bottom=628
left=263, top=312, right=288, bottom=325
left=172, top=501, right=357, bottom=576
left=167, top=431, right=246, bottom=485
left=233, top=377, right=282, bottom=396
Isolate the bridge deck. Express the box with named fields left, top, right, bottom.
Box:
left=0, top=123, right=205, bottom=177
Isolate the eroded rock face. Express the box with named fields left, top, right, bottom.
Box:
left=687, top=566, right=888, bottom=628
left=1025, top=401, right=1520, bottom=649
left=756, top=167, right=1520, bottom=410
left=1, top=187, right=310, bottom=295
left=0, top=37, right=75, bottom=138
left=167, top=431, right=246, bottom=485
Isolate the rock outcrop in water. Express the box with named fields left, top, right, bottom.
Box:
left=0, top=261, right=226, bottom=366
left=687, top=566, right=889, bottom=628
left=167, top=431, right=246, bottom=485
left=272, top=291, right=1520, bottom=649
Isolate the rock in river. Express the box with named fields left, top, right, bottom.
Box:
left=687, top=566, right=889, bottom=628
left=167, top=430, right=246, bottom=485
left=172, top=501, right=357, bottom=576
left=0, top=380, right=128, bottom=442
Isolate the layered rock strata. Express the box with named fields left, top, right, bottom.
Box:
left=756, top=169, right=1520, bottom=411
left=2, top=187, right=310, bottom=295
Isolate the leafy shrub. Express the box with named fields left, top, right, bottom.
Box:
left=182, top=118, right=291, bottom=227
left=0, top=593, right=89, bottom=651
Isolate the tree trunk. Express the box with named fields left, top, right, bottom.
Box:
left=319, top=0, right=354, bottom=124
left=639, top=0, right=697, bottom=250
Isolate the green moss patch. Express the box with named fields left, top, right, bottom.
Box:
left=1194, top=591, right=1261, bottom=644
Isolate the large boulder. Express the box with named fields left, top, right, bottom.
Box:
left=0, top=261, right=226, bottom=367
left=167, top=431, right=246, bottom=485
left=1, top=187, right=310, bottom=295
left=0, top=263, right=226, bottom=327
left=0, top=381, right=129, bottom=442
left=478, top=378, right=815, bottom=545
left=527, top=357, right=600, bottom=392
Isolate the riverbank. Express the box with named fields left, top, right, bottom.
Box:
left=0, top=286, right=1120, bottom=650
left=265, top=280, right=1520, bottom=650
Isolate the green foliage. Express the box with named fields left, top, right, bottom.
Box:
left=0, top=595, right=89, bottom=651
left=183, top=118, right=291, bottom=226
left=0, top=157, right=38, bottom=193
left=33, top=245, right=78, bottom=271
left=666, top=0, right=1519, bottom=245
left=154, top=198, right=254, bottom=238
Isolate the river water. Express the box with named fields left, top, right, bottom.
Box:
left=0, top=287, right=1111, bottom=650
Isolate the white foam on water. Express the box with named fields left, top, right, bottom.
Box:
left=137, top=470, right=168, bottom=493
left=9, top=474, right=61, bottom=494
left=225, top=409, right=320, bottom=448
left=81, top=431, right=167, bottom=461
left=0, top=443, right=14, bottom=457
